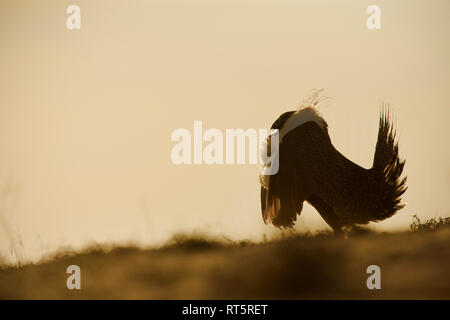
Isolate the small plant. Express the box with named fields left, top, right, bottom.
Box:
left=410, top=214, right=450, bottom=232
left=0, top=178, right=24, bottom=267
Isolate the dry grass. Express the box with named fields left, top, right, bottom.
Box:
left=410, top=215, right=450, bottom=232
left=1, top=225, right=449, bottom=299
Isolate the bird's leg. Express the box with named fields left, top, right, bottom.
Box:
left=333, top=226, right=344, bottom=237
left=306, top=194, right=344, bottom=237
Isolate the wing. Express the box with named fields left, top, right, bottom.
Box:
left=261, top=121, right=334, bottom=227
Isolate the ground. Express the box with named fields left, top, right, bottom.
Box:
left=1, top=227, right=449, bottom=299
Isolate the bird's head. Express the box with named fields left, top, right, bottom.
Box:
left=259, top=111, right=295, bottom=188
left=270, top=111, right=296, bottom=130
left=263, top=111, right=295, bottom=158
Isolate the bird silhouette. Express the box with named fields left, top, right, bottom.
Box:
left=260, top=101, right=407, bottom=235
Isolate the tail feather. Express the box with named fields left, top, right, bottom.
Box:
left=372, top=106, right=407, bottom=221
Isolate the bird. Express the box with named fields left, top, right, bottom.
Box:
left=259, top=99, right=407, bottom=236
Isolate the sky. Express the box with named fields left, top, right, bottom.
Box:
left=0, top=0, right=449, bottom=264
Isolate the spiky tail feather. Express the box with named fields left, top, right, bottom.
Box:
left=371, top=106, right=407, bottom=221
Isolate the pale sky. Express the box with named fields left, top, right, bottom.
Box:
left=0, top=0, right=449, bottom=264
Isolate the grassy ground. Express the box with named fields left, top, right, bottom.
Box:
left=0, top=227, right=449, bottom=299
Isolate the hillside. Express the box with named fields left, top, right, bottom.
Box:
left=1, top=228, right=449, bottom=299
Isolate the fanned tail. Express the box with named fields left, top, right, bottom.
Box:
left=371, top=105, right=407, bottom=221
